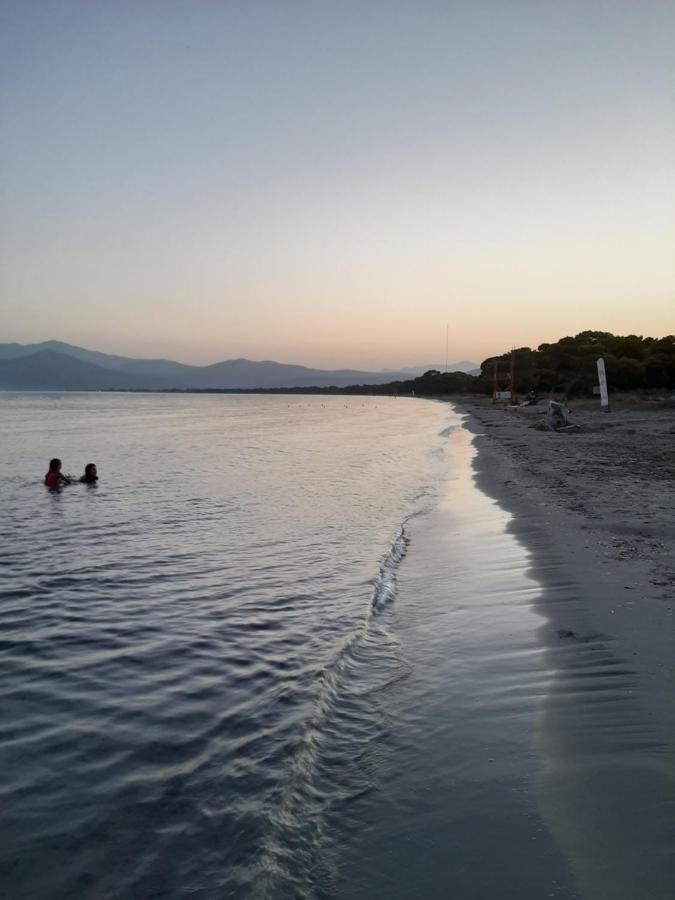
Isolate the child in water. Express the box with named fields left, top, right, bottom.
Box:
left=80, top=463, right=98, bottom=484
left=44, top=458, right=71, bottom=489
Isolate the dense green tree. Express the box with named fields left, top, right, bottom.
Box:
left=476, top=331, right=675, bottom=396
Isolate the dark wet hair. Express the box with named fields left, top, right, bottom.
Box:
left=49, top=458, right=61, bottom=471
left=84, top=463, right=97, bottom=478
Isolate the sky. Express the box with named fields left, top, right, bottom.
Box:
left=1, top=0, right=673, bottom=369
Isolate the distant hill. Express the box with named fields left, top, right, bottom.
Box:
left=0, top=349, right=141, bottom=390
left=0, top=341, right=199, bottom=381
left=0, top=341, right=415, bottom=390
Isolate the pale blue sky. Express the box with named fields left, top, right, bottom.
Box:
left=1, top=1, right=673, bottom=366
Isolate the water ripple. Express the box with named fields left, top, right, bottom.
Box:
left=0, top=393, right=450, bottom=899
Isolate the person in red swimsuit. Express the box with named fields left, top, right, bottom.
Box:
left=44, top=458, right=71, bottom=489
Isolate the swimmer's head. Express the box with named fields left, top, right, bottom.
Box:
left=49, top=458, right=62, bottom=472
left=84, top=463, right=97, bottom=480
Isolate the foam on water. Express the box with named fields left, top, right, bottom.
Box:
left=371, top=526, right=409, bottom=615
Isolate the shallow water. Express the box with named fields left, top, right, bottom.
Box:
left=2, top=392, right=672, bottom=899
left=1, top=393, right=451, bottom=899
left=331, top=424, right=577, bottom=899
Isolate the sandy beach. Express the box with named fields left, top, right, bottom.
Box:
left=457, top=394, right=675, bottom=898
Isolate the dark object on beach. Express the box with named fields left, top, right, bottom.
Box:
left=536, top=401, right=583, bottom=433
left=547, top=400, right=569, bottom=429
left=44, top=458, right=71, bottom=489
left=80, top=463, right=98, bottom=484
left=557, top=628, right=606, bottom=643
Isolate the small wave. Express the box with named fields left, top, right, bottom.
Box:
left=371, top=527, right=410, bottom=615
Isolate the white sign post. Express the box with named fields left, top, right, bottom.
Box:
left=597, top=358, right=609, bottom=410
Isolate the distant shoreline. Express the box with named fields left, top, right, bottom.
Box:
left=0, top=384, right=468, bottom=397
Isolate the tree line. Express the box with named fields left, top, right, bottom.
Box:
left=133, top=331, right=674, bottom=398
left=346, top=331, right=675, bottom=397
left=476, top=331, right=675, bottom=396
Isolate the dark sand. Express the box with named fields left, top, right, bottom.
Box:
left=457, top=395, right=675, bottom=900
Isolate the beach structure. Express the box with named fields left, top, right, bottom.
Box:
left=492, top=351, right=515, bottom=403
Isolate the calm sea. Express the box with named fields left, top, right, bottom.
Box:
left=5, top=391, right=664, bottom=899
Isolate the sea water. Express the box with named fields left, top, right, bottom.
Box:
left=1, top=393, right=577, bottom=898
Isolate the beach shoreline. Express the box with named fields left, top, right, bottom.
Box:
left=456, top=395, right=675, bottom=702
left=454, top=395, right=675, bottom=898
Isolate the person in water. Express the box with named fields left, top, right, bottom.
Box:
left=44, top=458, right=71, bottom=488
left=79, top=463, right=98, bottom=484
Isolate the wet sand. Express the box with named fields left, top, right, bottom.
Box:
left=456, top=395, right=675, bottom=898
left=333, top=419, right=580, bottom=900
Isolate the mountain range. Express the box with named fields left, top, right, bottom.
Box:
left=0, top=341, right=478, bottom=391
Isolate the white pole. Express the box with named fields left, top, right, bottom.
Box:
left=597, top=357, right=609, bottom=411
